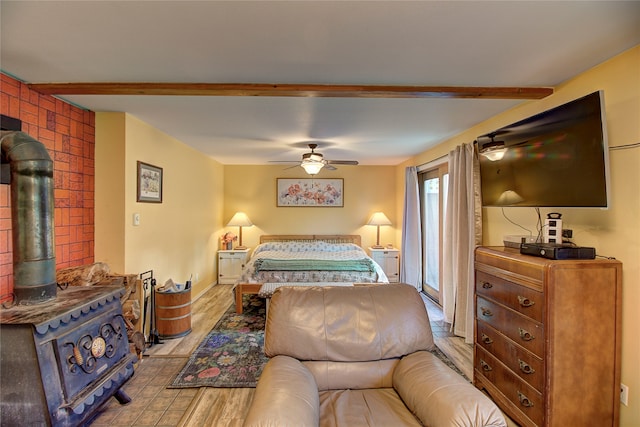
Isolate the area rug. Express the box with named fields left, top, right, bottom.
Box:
left=169, top=294, right=268, bottom=388
left=169, top=294, right=466, bottom=388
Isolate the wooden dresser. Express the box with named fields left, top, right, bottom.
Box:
left=473, top=246, right=622, bottom=427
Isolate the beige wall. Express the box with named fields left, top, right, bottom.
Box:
left=93, top=45, right=638, bottom=426
left=224, top=165, right=397, bottom=250
left=95, top=113, right=224, bottom=297
left=95, top=113, right=127, bottom=271
left=404, top=46, right=640, bottom=426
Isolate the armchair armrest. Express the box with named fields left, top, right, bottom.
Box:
left=243, top=355, right=320, bottom=427
left=393, top=351, right=506, bottom=427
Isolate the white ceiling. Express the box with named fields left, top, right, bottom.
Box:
left=2, top=1, right=639, bottom=167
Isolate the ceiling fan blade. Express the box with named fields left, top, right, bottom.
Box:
left=271, top=144, right=358, bottom=171
left=326, top=160, right=359, bottom=165
left=283, top=164, right=301, bottom=170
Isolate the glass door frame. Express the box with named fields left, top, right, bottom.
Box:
left=418, top=163, right=448, bottom=303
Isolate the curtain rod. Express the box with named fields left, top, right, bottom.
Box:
left=417, top=153, right=448, bottom=172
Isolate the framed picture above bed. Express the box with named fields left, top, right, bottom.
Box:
left=276, top=178, right=343, bottom=207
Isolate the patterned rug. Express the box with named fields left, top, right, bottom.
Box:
left=169, top=294, right=466, bottom=388
left=169, top=295, right=268, bottom=388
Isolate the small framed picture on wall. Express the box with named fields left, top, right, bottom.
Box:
left=137, top=161, right=163, bottom=203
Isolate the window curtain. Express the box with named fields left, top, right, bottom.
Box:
left=400, top=166, right=422, bottom=290
left=442, top=143, right=482, bottom=344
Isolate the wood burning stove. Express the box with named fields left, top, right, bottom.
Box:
left=0, top=131, right=136, bottom=425
left=0, top=286, right=136, bottom=426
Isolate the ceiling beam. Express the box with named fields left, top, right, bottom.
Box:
left=27, top=82, right=553, bottom=99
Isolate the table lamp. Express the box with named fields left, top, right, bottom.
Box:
left=227, top=212, right=253, bottom=249
left=367, top=212, right=391, bottom=249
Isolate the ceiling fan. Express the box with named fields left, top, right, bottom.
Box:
left=270, top=143, right=359, bottom=175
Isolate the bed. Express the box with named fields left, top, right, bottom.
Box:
left=234, top=235, right=389, bottom=313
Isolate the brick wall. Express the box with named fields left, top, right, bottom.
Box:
left=1, top=73, right=95, bottom=303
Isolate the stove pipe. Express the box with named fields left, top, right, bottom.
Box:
left=1, top=131, right=56, bottom=304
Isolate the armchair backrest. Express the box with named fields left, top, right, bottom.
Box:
left=264, top=284, right=435, bottom=362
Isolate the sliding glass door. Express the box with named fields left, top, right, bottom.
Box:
left=419, top=164, right=448, bottom=303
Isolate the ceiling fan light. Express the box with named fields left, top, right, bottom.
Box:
left=301, top=160, right=324, bottom=175
left=479, top=139, right=507, bottom=161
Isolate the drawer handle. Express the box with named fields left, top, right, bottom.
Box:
left=480, top=307, right=493, bottom=317
left=517, top=391, right=534, bottom=408
left=518, top=328, right=535, bottom=341
left=481, top=282, right=493, bottom=289
left=518, top=359, right=536, bottom=375
left=481, top=333, right=493, bottom=345
left=517, top=295, right=535, bottom=308
left=480, top=359, right=492, bottom=372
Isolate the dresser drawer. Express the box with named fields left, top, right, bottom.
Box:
left=474, top=247, right=622, bottom=427
left=476, top=270, right=543, bottom=322
left=475, top=346, right=543, bottom=427
left=477, top=296, right=544, bottom=357
left=476, top=321, right=544, bottom=392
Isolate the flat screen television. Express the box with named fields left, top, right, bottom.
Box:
left=478, top=91, right=610, bottom=208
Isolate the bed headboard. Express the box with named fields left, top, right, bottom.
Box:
left=259, top=234, right=362, bottom=247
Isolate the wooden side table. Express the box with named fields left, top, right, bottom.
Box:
left=235, top=283, right=262, bottom=314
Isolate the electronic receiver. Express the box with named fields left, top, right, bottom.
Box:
left=520, top=243, right=596, bottom=260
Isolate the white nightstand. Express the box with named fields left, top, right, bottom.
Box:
left=369, top=247, right=400, bottom=283
left=218, top=248, right=251, bottom=284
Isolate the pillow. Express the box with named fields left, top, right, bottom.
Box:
left=254, top=241, right=362, bottom=254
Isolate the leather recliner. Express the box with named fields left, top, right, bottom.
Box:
left=243, top=283, right=506, bottom=427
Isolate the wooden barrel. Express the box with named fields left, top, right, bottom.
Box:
left=155, top=289, right=191, bottom=339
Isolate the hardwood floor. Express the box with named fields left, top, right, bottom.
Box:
left=421, top=293, right=475, bottom=380
left=91, top=284, right=252, bottom=426
left=89, top=284, right=487, bottom=427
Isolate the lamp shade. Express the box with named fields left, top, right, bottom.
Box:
left=367, top=212, right=391, bottom=249
left=367, top=212, right=392, bottom=226
left=227, top=212, right=253, bottom=249
left=496, top=190, right=524, bottom=205
left=227, top=212, right=253, bottom=227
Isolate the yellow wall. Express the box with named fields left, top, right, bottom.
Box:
left=95, top=113, right=127, bottom=271
left=95, top=113, right=224, bottom=297
left=223, top=165, right=397, bottom=250
left=404, top=46, right=640, bottom=426
left=93, top=45, right=638, bottom=426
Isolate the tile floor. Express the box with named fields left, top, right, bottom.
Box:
left=421, top=293, right=451, bottom=335
left=90, top=357, right=196, bottom=427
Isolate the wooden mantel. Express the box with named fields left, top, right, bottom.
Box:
left=28, top=82, right=553, bottom=100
